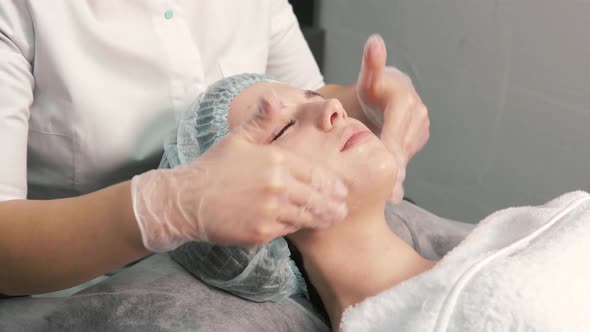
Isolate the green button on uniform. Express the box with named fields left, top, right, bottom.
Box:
left=164, top=9, right=174, bottom=19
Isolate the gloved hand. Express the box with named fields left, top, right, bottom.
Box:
left=131, top=96, right=349, bottom=252
left=356, top=34, right=430, bottom=204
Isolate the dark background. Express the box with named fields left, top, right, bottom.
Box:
left=289, top=0, right=325, bottom=71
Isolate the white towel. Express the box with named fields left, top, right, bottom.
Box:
left=341, top=191, right=590, bottom=332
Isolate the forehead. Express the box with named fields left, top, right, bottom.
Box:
left=227, top=82, right=302, bottom=129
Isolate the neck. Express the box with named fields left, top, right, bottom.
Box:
left=289, top=204, right=435, bottom=328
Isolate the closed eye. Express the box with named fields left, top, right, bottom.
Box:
left=272, top=120, right=296, bottom=142
left=304, top=90, right=325, bottom=99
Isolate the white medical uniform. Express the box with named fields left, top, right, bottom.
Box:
left=0, top=1, right=324, bottom=201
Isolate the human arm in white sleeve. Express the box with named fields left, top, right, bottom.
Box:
left=0, top=0, right=33, bottom=201
left=0, top=3, right=348, bottom=295
left=0, top=2, right=350, bottom=296
left=0, top=17, right=148, bottom=292
left=0, top=3, right=149, bottom=295
left=265, top=0, right=325, bottom=90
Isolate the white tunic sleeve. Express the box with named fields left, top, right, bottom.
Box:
left=0, top=2, right=35, bottom=201
left=266, top=0, right=325, bottom=90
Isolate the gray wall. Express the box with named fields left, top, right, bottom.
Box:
left=319, top=0, right=590, bottom=222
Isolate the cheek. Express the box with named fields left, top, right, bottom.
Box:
left=277, top=130, right=324, bottom=159
left=368, top=150, right=396, bottom=185
left=344, top=143, right=396, bottom=197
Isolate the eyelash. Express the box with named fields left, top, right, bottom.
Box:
left=272, top=120, right=296, bottom=142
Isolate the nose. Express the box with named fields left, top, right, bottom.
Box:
left=319, top=98, right=348, bottom=131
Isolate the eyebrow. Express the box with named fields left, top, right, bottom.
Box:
left=304, top=90, right=325, bottom=99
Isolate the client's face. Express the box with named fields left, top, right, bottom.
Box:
left=228, top=82, right=396, bottom=208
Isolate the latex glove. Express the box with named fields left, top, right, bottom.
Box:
left=131, top=96, right=349, bottom=252
left=356, top=34, right=430, bottom=204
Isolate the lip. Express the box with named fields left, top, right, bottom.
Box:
left=339, top=125, right=373, bottom=152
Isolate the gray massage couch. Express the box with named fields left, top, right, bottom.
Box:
left=0, top=201, right=474, bottom=331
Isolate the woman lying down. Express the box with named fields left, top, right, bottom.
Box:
left=165, top=73, right=590, bottom=331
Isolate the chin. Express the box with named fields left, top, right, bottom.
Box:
left=343, top=140, right=396, bottom=205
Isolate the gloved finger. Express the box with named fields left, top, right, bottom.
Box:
left=273, top=223, right=305, bottom=239
left=276, top=203, right=315, bottom=229
left=285, top=152, right=348, bottom=199
left=381, top=128, right=406, bottom=167
left=357, top=34, right=388, bottom=98
left=234, top=93, right=287, bottom=144
left=380, top=102, right=401, bottom=143
left=397, top=161, right=407, bottom=182
left=384, top=66, right=413, bottom=85
left=282, top=175, right=348, bottom=227
left=390, top=183, right=405, bottom=204
left=251, top=216, right=307, bottom=245
left=415, top=120, right=431, bottom=152
left=395, top=93, right=416, bottom=132
left=381, top=95, right=414, bottom=154
left=383, top=151, right=405, bottom=205
left=402, top=102, right=429, bottom=158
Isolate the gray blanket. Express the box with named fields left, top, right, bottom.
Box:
left=0, top=201, right=474, bottom=331
left=0, top=254, right=329, bottom=332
